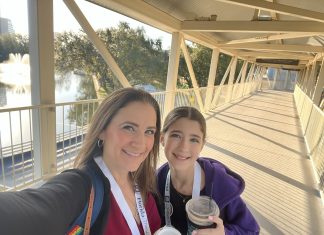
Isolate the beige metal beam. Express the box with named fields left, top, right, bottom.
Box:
left=214, top=0, right=324, bottom=23
left=90, top=0, right=181, bottom=32
left=180, top=39, right=204, bottom=112
left=211, top=57, right=234, bottom=107
left=238, top=61, right=248, bottom=97
left=89, top=0, right=238, bottom=58
left=215, top=43, right=324, bottom=53
left=205, top=49, right=220, bottom=111
left=64, top=0, right=131, bottom=88
left=28, top=0, right=57, bottom=177
left=181, top=21, right=324, bottom=33
left=220, top=33, right=319, bottom=45
left=164, top=32, right=182, bottom=116
left=312, top=58, right=324, bottom=105
left=256, top=63, right=304, bottom=70
left=239, top=51, right=313, bottom=60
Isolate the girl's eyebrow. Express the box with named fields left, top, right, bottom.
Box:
left=170, top=130, right=202, bottom=139
left=170, top=129, right=202, bottom=139
left=191, top=134, right=202, bottom=139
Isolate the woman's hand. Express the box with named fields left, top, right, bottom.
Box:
left=192, top=216, right=225, bottom=235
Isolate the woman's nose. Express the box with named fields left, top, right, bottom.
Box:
left=132, top=132, right=146, bottom=147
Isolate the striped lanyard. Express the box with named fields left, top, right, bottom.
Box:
left=95, top=157, right=151, bottom=235
left=164, top=162, right=201, bottom=226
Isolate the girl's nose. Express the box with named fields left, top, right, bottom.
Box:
left=179, top=138, right=190, bottom=151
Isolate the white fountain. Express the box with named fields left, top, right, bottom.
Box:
left=0, top=53, right=30, bottom=93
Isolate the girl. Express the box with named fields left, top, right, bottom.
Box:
left=157, top=106, right=259, bottom=235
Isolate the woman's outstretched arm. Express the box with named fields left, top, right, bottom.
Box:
left=0, top=169, right=92, bottom=235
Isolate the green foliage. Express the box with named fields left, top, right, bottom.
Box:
left=54, top=22, right=168, bottom=94
left=0, top=34, right=29, bottom=62
left=177, top=43, right=233, bottom=87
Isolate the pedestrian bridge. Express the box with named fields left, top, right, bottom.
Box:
left=191, top=89, right=324, bottom=235
left=1, top=0, right=324, bottom=234
left=1, top=81, right=323, bottom=235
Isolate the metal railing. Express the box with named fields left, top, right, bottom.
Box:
left=294, top=85, right=324, bottom=197
left=0, top=79, right=262, bottom=191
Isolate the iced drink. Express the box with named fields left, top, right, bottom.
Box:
left=185, top=196, right=219, bottom=235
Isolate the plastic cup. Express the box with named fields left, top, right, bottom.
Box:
left=154, top=226, right=181, bottom=235
left=185, top=196, right=219, bottom=235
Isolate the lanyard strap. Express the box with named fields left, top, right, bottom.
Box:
left=95, top=157, right=151, bottom=235
left=164, top=162, right=201, bottom=226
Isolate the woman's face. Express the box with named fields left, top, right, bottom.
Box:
left=100, top=101, right=157, bottom=174
left=161, top=118, right=204, bottom=171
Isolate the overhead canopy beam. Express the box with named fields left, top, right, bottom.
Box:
left=216, top=43, right=324, bottom=53
left=181, top=21, right=324, bottom=33
left=89, top=0, right=181, bottom=32
left=256, top=63, right=304, bottom=70
left=89, top=0, right=230, bottom=50
left=219, top=33, right=319, bottom=45
left=240, top=51, right=313, bottom=60
left=214, top=0, right=324, bottom=23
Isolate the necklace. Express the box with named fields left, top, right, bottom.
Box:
left=175, top=191, right=191, bottom=203
left=171, top=182, right=191, bottom=203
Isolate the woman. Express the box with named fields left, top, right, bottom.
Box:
left=157, top=106, right=259, bottom=235
left=0, top=88, right=161, bottom=235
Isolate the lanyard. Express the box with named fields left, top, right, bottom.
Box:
left=164, top=162, right=201, bottom=226
left=95, top=157, right=151, bottom=235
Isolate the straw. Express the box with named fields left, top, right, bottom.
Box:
left=209, top=183, right=214, bottom=209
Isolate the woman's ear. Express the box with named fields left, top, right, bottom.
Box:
left=98, top=131, right=105, bottom=141
left=160, top=134, right=165, bottom=147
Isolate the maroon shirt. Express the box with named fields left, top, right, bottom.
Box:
left=104, top=192, right=161, bottom=234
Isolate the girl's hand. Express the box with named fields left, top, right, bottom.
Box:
left=191, top=216, right=225, bottom=235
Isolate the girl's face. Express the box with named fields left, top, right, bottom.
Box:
left=161, top=118, right=204, bottom=171
left=99, top=101, right=157, bottom=174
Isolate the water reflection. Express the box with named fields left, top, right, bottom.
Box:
left=0, top=59, right=97, bottom=149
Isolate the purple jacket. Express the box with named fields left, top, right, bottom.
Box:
left=157, top=157, right=260, bottom=235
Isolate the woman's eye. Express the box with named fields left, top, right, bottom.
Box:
left=123, top=125, right=135, bottom=132
left=145, top=129, right=156, bottom=135
left=170, top=133, right=181, bottom=139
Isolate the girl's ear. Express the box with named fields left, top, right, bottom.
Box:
left=201, top=139, right=206, bottom=151
left=160, top=134, right=165, bottom=147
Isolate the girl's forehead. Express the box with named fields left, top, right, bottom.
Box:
left=169, top=118, right=203, bottom=134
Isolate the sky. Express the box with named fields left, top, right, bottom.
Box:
left=0, top=0, right=171, bottom=49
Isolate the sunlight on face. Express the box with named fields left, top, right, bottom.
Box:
left=100, top=101, right=157, bottom=174
left=161, top=118, right=204, bottom=171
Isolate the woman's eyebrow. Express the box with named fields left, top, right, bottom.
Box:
left=122, top=121, right=156, bottom=129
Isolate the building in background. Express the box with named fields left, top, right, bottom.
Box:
left=0, top=17, right=14, bottom=35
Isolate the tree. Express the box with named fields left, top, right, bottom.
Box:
left=0, top=34, right=29, bottom=62
left=178, top=43, right=233, bottom=87
left=54, top=22, right=169, bottom=94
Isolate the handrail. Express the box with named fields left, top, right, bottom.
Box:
left=0, top=81, right=263, bottom=191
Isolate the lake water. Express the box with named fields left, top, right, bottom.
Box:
left=0, top=72, right=96, bottom=149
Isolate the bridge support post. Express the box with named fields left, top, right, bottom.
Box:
left=204, top=49, right=219, bottom=111
left=28, top=0, right=57, bottom=179
left=164, top=32, right=181, bottom=118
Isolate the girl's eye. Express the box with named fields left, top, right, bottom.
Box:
left=190, top=138, right=200, bottom=143
left=145, top=129, right=156, bottom=135
left=123, top=125, right=135, bottom=132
